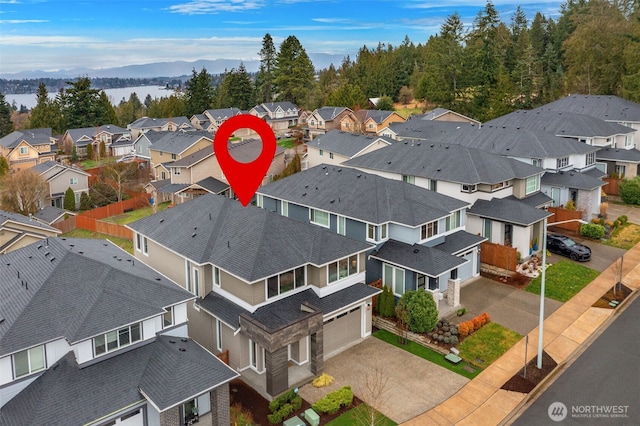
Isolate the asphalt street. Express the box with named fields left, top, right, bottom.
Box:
left=513, top=293, right=640, bottom=425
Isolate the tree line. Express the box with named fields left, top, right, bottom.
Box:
left=1, top=0, right=638, bottom=135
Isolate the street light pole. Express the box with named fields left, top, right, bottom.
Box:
left=537, top=217, right=547, bottom=369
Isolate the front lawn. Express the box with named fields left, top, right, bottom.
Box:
left=373, top=329, right=480, bottom=379
left=62, top=229, right=133, bottom=254
left=458, top=322, right=522, bottom=368
left=77, top=158, right=116, bottom=169
left=602, top=223, right=640, bottom=250
left=326, top=403, right=397, bottom=426
left=277, top=137, right=296, bottom=149
left=525, top=260, right=600, bottom=302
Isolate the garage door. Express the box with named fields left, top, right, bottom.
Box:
left=323, top=306, right=362, bottom=356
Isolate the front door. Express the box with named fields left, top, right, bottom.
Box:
left=550, top=187, right=560, bottom=207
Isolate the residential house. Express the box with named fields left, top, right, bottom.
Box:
left=0, top=129, right=56, bottom=172
left=202, top=108, right=245, bottom=135
left=419, top=108, right=481, bottom=124
left=190, top=113, right=210, bottom=131
left=31, top=161, right=90, bottom=209
left=541, top=94, right=640, bottom=132
left=0, top=210, right=61, bottom=254
left=487, top=109, right=637, bottom=179
left=306, top=107, right=358, bottom=140
left=128, top=116, right=193, bottom=139
left=32, top=206, right=75, bottom=226
left=61, top=124, right=130, bottom=159
left=355, top=110, right=407, bottom=134
left=127, top=194, right=378, bottom=398
left=304, top=129, right=394, bottom=170
left=147, top=138, right=285, bottom=204
left=344, top=141, right=549, bottom=259
left=0, top=238, right=238, bottom=425
left=250, top=102, right=300, bottom=135
left=257, top=165, right=487, bottom=313
left=148, top=131, right=213, bottom=180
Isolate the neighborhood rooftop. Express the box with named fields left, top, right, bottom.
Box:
left=308, top=129, right=394, bottom=158
left=127, top=194, right=372, bottom=282
left=541, top=94, right=640, bottom=122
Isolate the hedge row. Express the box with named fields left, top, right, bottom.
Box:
left=311, top=386, right=354, bottom=415
left=267, top=389, right=302, bottom=424
left=458, top=312, right=491, bottom=337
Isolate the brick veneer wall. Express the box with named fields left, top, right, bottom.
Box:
left=210, top=385, right=231, bottom=426
left=159, top=406, right=181, bottom=426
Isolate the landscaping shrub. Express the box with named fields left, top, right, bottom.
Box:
left=291, top=396, right=302, bottom=411
left=458, top=321, right=472, bottom=337
left=619, top=176, right=640, bottom=205
left=268, top=403, right=295, bottom=424
left=378, top=286, right=396, bottom=318
left=231, top=403, right=254, bottom=426
left=457, top=313, right=490, bottom=339
left=618, top=215, right=628, bottom=224
left=580, top=223, right=605, bottom=239
left=396, top=290, right=438, bottom=333
left=565, top=199, right=576, bottom=210
left=268, top=389, right=297, bottom=413
left=312, top=386, right=354, bottom=415
left=312, top=372, right=334, bottom=388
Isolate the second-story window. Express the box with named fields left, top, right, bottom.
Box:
left=337, top=216, right=346, bottom=236
left=328, top=255, right=358, bottom=283
left=173, top=167, right=181, bottom=175
left=163, top=307, right=174, bottom=328
left=214, top=267, right=221, bottom=287
left=446, top=211, right=461, bottom=232
left=402, top=175, right=415, bottom=185
left=310, top=209, right=329, bottom=227
left=267, top=266, right=305, bottom=298
left=367, top=224, right=376, bottom=242
left=525, top=175, right=540, bottom=195
left=171, top=153, right=177, bottom=160
left=586, top=152, right=595, bottom=165
left=421, top=221, right=438, bottom=240
left=69, top=177, right=78, bottom=185
left=556, top=157, right=569, bottom=169
left=19, top=146, right=28, bottom=155
left=94, top=323, right=142, bottom=357
left=13, top=345, right=46, bottom=379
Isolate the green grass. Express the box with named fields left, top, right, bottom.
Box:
left=61, top=229, right=134, bottom=254
left=602, top=223, right=640, bottom=250
left=458, top=322, right=522, bottom=368
left=77, top=158, right=116, bottom=169
left=326, top=403, right=397, bottom=426
left=525, top=260, right=600, bottom=302
left=277, top=138, right=296, bottom=149
left=101, top=201, right=171, bottom=225
left=394, top=107, right=423, bottom=118
left=373, top=329, right=480, bottom=379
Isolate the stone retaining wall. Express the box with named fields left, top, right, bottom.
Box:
left=373, top=316, right=448, bottom=355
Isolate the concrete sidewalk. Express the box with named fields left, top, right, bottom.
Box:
left=403, top=242, right=640, bottom=426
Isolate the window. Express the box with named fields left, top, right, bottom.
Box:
left=173, top=167, right=181, bottom=175
left=417, top=274, right=426, bottom=290
left=380, top=223, right=388, bottom=240
left=329, top=152, right=334, bottom=159
left=461, top=184, right=477, bottom=193
left=69, top=177, right=78, bottom=185
left=171, top=153, right=177, bottom=160
left=193, top=269, right=200, bottom=297
left=250, top=340, right=259, bottom=369
left=13, top=345, right=46, bottom=379
left=310, top=209, right=329, bottom=227
left=491, top=181, right=505, bottom=191
left=310, top=120, right=315, bottom=126
left=216, top=319, right=223, bottom=351
left=429, top=180, right=437, bottom=191
left=19, top=146, right=29, bottom=155
left=446, top=211, right=461, bottom=231
left=525, top=175, right=540, bottom=195
left=161, top=171, right=166, bottom=180
left=319, top=149, right=323, bottom=156
left=504, top=223, right=513, bottom=246
left=214, top=266, right=221, bottom=287
left=337, top=216, right=346, bottom=235
left=328, top=255, right=358, bottom=283
left=94, top=323, right=142, bottom=356
left=281, top=200, right=288, bottom=217
left=135, top=234, right=148, bottom=255
left=615, top=164, right=626, bottom=178
left=556, top=157, right=569, bottom=169
left=421, top=221, right=438, bottom=240
left=402, top=175, right=415, bottom=185
left=483, top=219, right=492, bottom=240
left=532, top=158, right=542, bottom=167
left=267, top=266, right=305, bottom=298
left=163, top=307, right=173, bottom=328
left=383, top=264, right=405, bottom=297
left=159, top=151, right=163, bottom=157
left=367, top=224, right=376, bottom=242
left=429, top=276, right=439, bottom=291
left=186, top=261, right=199, bottom=296
left=586, top=152, right=595, bottom=165
left=319, top=121, right=323, bottom=127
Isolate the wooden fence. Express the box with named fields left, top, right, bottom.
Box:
left=547, top=206, right=583, bottom=233
left=76, top=216, right=133, bottom=239
left=368, top=279, right=383, bottom=308
left=79, top=193, right=150, bottom=220
left=603, top=177, right=620, bottom=196
left=52, top=215, right=77, bottom=234
left=480, top=241, right=517, bottom=271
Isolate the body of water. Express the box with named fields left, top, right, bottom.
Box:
left=5, top=85, right=176, bottom=110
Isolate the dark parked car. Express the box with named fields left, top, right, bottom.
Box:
left=546, top=234, right=591, bottom=261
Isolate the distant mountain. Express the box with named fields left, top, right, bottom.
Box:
left=0, top=53, right=347, bottom=80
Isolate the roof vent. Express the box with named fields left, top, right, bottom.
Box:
left=413, top=248, right=420, bottom=253
left=192, top=233, right=197, bottom=237
left=160, top=219, right=164, bottom=223
left=181, top=338, right=188, bottom=342
left=155, top=278, right=161, bottom=281
left=169, top=340, right=176, bottom=344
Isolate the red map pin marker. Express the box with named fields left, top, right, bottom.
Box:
left=213, top=114, right=277, bottom=206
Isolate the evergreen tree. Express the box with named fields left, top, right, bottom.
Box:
left=256, top=33, right=277, bottom=103
left=274, top=35, right=316, bottom=108
left=0, top=155, right=9, bottom=177
left=184, top=68, right=215, bottom=116
left=99, top=91, right=119, bottom=125
left=0, top=92, right=14, bottom=137
left=29, top=83, right=63, bottom=133
left=375, top=96, right=395, bottom=111
left=79, top=191, right=92, bottom=210
left=63, top=187, right=76, bottom=211
left=218, top=64, right=255, bottom=109
left=86, top=143, right=94, bottom=160
left=60, top=77, right=105, bottom=128
left=71, top=145, right=78, bottom=163
left=325, top=84, right=368, bottom=110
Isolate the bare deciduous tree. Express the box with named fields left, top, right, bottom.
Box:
left=100, top=162, right=139, bottom=202
left=353, top=367, right=390, bottom=426
left=0, top=169, right=48, bottom=215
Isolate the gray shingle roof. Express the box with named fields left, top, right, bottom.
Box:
left=170, top=146, right=214, bottom=167
left=205, top=108, right=242, bottom=120
left=199, top=284, right=380, bottom=331
left=157, top=183, right=189, bottom=194
left=0, top=209, right=60, bottom=234
left=371, top=239, right=467, bottom=277
left=149, top=130, right=212, bottom=154
left=541, top=170, right=607, bottom=191
left=0, top=130, right=52, bottom=149
left=261, top=102, right=299, bottom=114
left=315, top=107, right=348, bottom=121
left=31, top=160, right=90, bottom=177
left=434, top=230, right=487, bottom=255
left=0, top=238, right=193, bottom=357
left=596, top=147, right=640, bottom=163
left=33, top=206, right=74, bottom=224
left=0, top=336, right=238, bottom=425
left=129, top=116, right=192, bottom=129
left=344, top=141, right=543, bottom=185
left=307, top=129, right=393, bottom=158
left=467, top=198, right=553, bottom=226
left=192, top=177, right=229, bottom=194
left=356, top=109, right=397, bottom=125
left=487, top=109, right=635, bottom=138
left=505, top=192, right=553, bottom=209
left=259, top=164, right=468, bottom=226
left=541, top=94, right=640, bottom=123
left=65, top=125, right=127, bottom=143
left=223, top=138, right=286, bottom=162
left=127, top=195, right=372, bottom=282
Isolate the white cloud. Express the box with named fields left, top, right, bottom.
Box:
left=168, top=0, right=265, bottom=15
left=0, top=19, right=48, bottom=24
left=1, top=35, right=98, bottom=45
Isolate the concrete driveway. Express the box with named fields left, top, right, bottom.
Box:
left=547, top=233, right=626, bottom=273
left=451, top=277, right=563, bottom=336
left=298, top=337, right=469, bottom=424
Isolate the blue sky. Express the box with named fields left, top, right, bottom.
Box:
left=0, top=0, right=563, bottom=74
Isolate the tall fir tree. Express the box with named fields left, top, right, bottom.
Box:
left=273, top=35, right=316, bottom=108
left=29, top=83, right=63, bottom=133
left=256, top=33, right=277, bottom=103
left=60, top=77, right=106, bottom=129
left=184, top=68, right=215, bottom=116
left=0, top=92, right=14, bottom=137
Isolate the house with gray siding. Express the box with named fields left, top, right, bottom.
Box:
left=0, top=238, right=237, bottom=426
left=31, top=161, right=90, bottom=210
left=257, top=165, right=486, bottom=313
left=127, top=195, right=378, bottom=399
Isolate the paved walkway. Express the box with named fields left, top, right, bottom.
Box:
left=402, top=241, right=640, bottom=425
left=298, top=337, right=469, bottom=424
